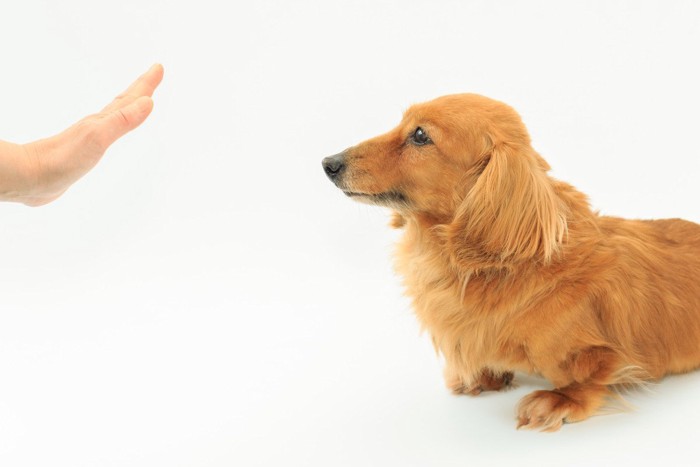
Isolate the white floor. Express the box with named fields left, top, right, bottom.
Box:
left=2, top=1, right=700, bottom=465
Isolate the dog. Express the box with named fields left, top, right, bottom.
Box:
left=322, top=94, right=700, bottom=431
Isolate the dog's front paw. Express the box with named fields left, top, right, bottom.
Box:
left=448, top=369, right=514, bottom=396
left=516, top=389, right=581, bottom=432
left=448, top=379, right=486, bottom=396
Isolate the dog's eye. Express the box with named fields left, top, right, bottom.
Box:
left=411, top=127, right=432, bottom=146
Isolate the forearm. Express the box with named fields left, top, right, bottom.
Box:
left=0, top=140, right=35, bottom=202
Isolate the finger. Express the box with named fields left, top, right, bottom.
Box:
left=101, top=63, right=164, bottom=113
left=116, top=63, right=164, bottom=101
left=96, top=95, right=155, bottom=149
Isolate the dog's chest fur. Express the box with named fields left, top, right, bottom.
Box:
left=394, top=222, right=531, bottom=382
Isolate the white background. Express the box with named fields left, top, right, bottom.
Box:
left=2, top=1, right=700, bottom=466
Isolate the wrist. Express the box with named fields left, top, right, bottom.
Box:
left=0, top=140, right=35, bottom=202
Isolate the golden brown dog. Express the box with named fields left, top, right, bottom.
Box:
left=322, top=94, right=700, bottom=431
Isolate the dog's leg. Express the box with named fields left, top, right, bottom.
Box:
left=446, top=367, right=514, bottom=396
left=516, top=345, right=627, bottom=431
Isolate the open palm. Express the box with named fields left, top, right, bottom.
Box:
left=19, top=64, right=164, bottom=206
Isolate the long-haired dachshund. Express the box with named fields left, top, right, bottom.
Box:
left=322, top=94, right=700, bottom=431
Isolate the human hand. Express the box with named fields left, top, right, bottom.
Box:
left=0, top=64, right=164, bottom=206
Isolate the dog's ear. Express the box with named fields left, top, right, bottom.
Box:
left=447, top=143, right=567, bottom=266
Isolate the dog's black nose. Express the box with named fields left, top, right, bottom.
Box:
left=322, top=153, right=346, bottom=180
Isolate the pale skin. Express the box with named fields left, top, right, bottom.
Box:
left=0, top=64, right=164, bottom=206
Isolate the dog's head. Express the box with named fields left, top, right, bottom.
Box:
left=323, top=93, right=567, bottom=263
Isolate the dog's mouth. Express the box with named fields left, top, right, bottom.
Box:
left=343, top=190, right=408, bottom=206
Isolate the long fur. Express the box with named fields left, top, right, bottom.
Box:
left=324, top=93, right=700, bottom=431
